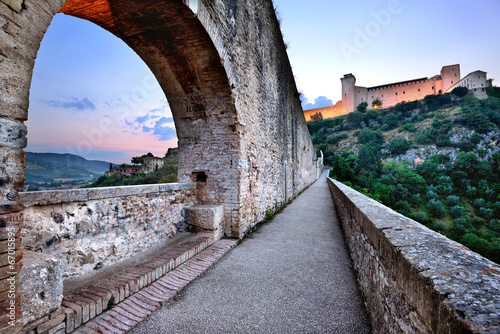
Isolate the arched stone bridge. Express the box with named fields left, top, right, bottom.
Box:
left=0, top=0, right=321, bottom=332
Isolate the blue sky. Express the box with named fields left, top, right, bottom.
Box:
left=26, top=0, right=500, bottom=163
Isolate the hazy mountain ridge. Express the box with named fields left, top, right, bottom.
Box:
left=25, top=152, right=112, bottom=186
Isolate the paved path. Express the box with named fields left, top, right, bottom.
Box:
left=131, top=171, right=371, bottom=333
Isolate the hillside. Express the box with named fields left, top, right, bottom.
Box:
left=308, top=89, right=500, bottom=263
left=24, top=152, right=112, bottom=189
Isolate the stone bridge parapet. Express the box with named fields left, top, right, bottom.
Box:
left=20, top=183, right=197, bottom=280
left=328, top=177, right=500, bottom=333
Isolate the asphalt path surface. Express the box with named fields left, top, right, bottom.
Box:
left=131, top=171, right=371, bottom=333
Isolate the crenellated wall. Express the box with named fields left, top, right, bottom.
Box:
left=328, top=177, right=500, bottom=334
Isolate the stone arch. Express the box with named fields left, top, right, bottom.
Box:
left=1, top=0, right=242, bottom=232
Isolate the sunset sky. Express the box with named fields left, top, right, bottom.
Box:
left=26, top=0, right=500, bottom=163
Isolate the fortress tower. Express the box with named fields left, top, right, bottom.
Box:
left=341, top=74, right=356, bottom=113
left=440, top=64, right=461, bottom=92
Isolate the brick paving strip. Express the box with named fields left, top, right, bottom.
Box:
left=69, top=239, right=237, bottom=334
left=21, top=232, right=236, bottom=333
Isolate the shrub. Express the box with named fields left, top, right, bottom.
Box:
left=428, top=199, right=445, bottom=218
left=474, top=198, right=486, bottom=208
left=366, top=109, right=380, bottom=120
left=424, top=93, right=452, bottom=111
left=347, top=112, right=366, bottom=127
left=446, top=195, right=460, bottom=206
left=426, top=184, right=438, bottom=193
left=479, top=207, right=494, bottom=219
left=400, top=122, right=417, bottom=133
left=388, top=138, right=411, bottom=156
left=438, top=176, right=453, bottom=186
left=415, top=133, right=433, bottom=145
left=485, top=188, right=497, bottom=199
left=426, top=190, right=438, bottom=200
left=394, top=200, right=410, bottom=213
left=368, top=120, right=381, bottom=130
left=434, top=221, right=447, bottom=232
left=442, top=186, right=454, bottom=195
left=466, top=186, right=477, bottom=197
left=458, top=139, right=475, bottom=152
left=411, top=193, right=421, bottom=204
left=414, top=211, right=427, bottom=223
left=470, top=133, right=483, bottom=145
left=454, top=217, right=469, bottom=227
left=357, top=130, right=384, bottom=145
left=383, top=113, right=399, bottom=129
left=450, top=205, right=465, bottom=218
left=461, top=233, right=493, bottom=257
left=357, top=101, right=368, bottom=113
left=451, top=86, right=468, bottom=98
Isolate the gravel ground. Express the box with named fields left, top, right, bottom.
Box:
left=131, top=171, right=372, bottom=334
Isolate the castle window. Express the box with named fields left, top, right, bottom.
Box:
left=403, top=91, right=405, bottom=94
left=381, top=95, right=383, bottom=97
left=418, top=89, right=420, bottom=92
left=372, top=96, right=374, bottom=99
left=478, top=76, right=481, bottom=79
left=361, top=98, right=363, bottom=101
left=451, top=81, right=453, bottom=84
left=455, top=73, right=457, bottom=77
left=432, top=86, right=434, bottom=89
left=395, top=92, right=398, bottom=95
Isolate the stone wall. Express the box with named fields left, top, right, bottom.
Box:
left=0, top=0, right=319, bottom=330
left=198, top=0, right=320, bottom=237
left=327, top=177, right=500, bottom=333
left=20, top=183, right=197, bottom=279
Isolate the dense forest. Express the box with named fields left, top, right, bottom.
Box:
left=308, top=86, right=500, bottom=263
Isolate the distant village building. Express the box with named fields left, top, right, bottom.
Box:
left=143, top=157, right=165, bottom=173
left=106, top=165, right=143, bottom=176
left=303, top=64, right=492, bottom=121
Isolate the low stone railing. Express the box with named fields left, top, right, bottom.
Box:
left=20, top=183, right=197, bottom=280
left=327, top=177, right=500, bottom=333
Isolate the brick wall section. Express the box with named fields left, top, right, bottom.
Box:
left=20, top=183, right=197, bottom=280
left=327, top=177, right=500, bottom=333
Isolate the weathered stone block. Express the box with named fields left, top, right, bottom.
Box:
left=186, top=205, right=224, bottom=240
left=19, top=251, right=63, bottom=325
left=0, top=0, right=22, bottom=13
left=0, top=118, right=26, bottom=149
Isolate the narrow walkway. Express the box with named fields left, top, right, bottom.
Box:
left=131, top=171, right=371, bottom=334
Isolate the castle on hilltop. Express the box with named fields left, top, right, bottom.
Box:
left=304, top=64, right=492, bottom=121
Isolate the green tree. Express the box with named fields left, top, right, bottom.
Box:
left=450, top=205, right=466, bottom=218
left=347, top=112, right=366, bottom=127
left=388, top=138, right=411, bottom=156
left=451, top=86, right=468, bottom=98
left=311, top=112, right=323, bottom=122
left=372, top=98, right=382, bottom=109
left=357, top=101, right=368, bottom=113
left=428, top=199, right=445, bottom=218
left=357, top=142, right=381, bottom=173
left=383, top=113, right=399, bottom=130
